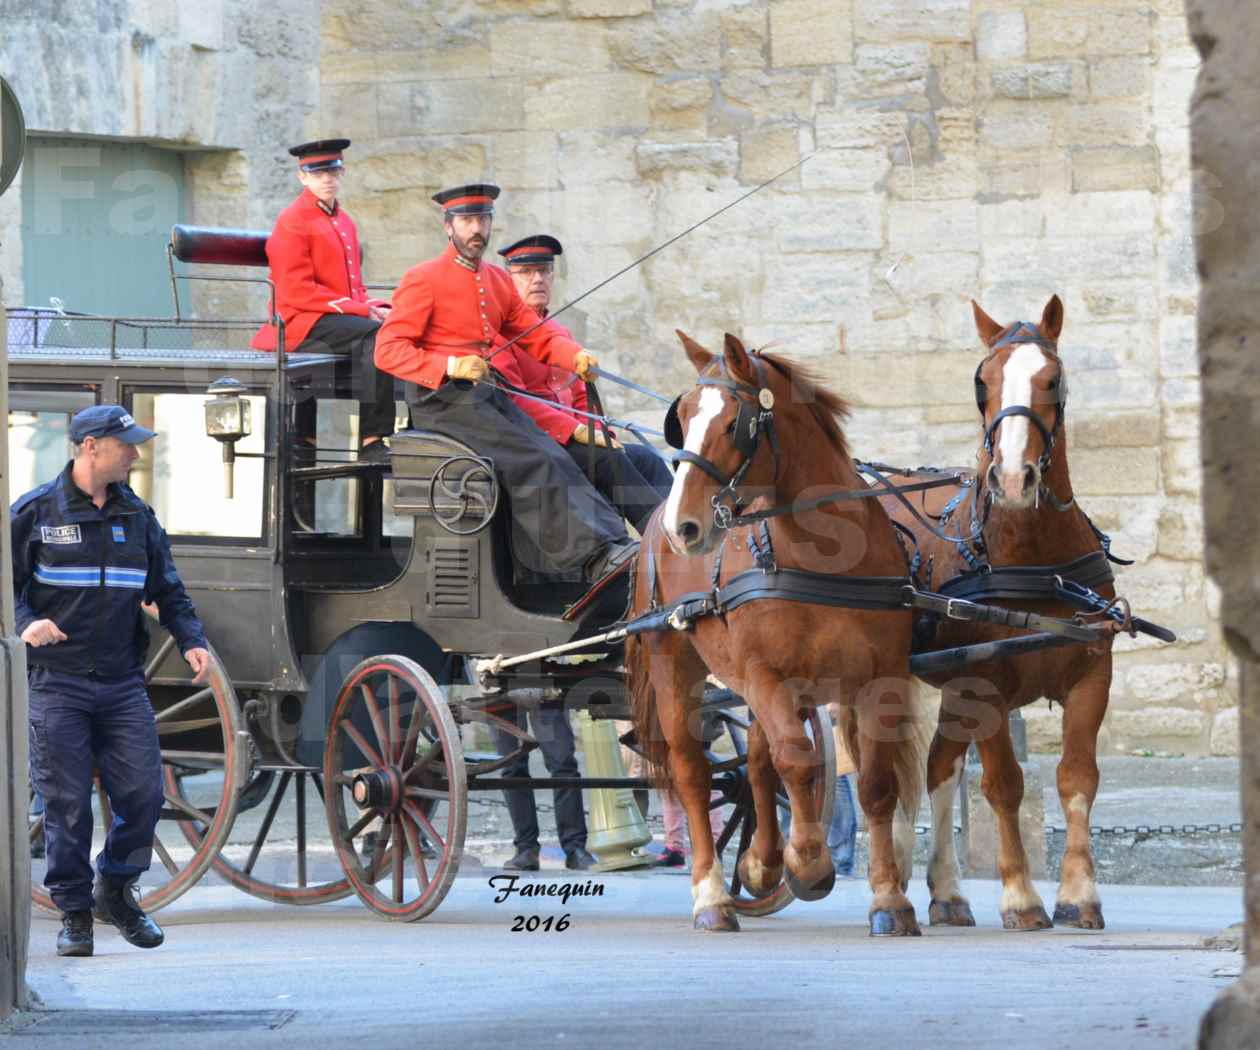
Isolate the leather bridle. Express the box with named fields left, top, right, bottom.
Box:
left=974, top=321, right=1067, bottom=477
left=664, top=355, right=780, bottom=529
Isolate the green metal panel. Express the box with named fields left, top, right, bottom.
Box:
left=20, top=138, right=185, bottom=319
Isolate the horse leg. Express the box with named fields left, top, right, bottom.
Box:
left=735, top=719, right=785, bottom=897
left=856, top=703, right=921, bottom=937
left=751, top=677, right=834, bottom=902
left=1053, top=669, right=1111, bottom=929
left=926, top=713, right=975, bottom=927
left=656, top=650, right=739, bottom=932
left=975, top=719, right=1052, bottom=931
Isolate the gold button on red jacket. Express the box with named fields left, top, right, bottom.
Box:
left=250, top=189, right=387, bottom=351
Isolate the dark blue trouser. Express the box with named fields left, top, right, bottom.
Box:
left=491, top=703, right=587, bottom=853
left=622, top=442, right=674, bottom=498
left=28, top=666, right=164, bottom=913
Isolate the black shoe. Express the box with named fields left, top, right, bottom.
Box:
left=503, top=847, right=540, bottom=871
left=656, top=847, right=686, bottom=868
left=358, top=438, right=390, bottom=464
left=584, top=539, right=639, bottom=584
left=93, top=876, right=164, bottom=949
left=56, top=911, right=93, bottom=957
left=564, top=847, right=598, bottom=871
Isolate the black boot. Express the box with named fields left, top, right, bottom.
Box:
left=503, top=847, right=540, bottom=871
left=56, top=910, right=93, bottom=957
left=93, top=876, right=164, bottom=949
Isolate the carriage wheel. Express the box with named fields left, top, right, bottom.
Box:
left=323, top=655, right=467, bottom=921
left=711, top=705, right=836, bottom=917
left=173, top=767, right=353, bottom=905
left=29, top=623, right=245, bottom=915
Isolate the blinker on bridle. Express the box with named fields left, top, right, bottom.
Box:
left=974, top=321, right=1067, bottom=476
left=664, top=355, right=779, bottom=529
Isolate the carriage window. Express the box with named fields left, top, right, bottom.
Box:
left=130, top=391, right=266, bottom=539
left=8, top=410, right=74, bottom=496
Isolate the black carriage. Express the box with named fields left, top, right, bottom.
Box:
left=13, top=227, right=833, bottom=921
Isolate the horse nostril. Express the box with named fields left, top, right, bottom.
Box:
left=678, top=520, right=700, bottom=545
left=1022, top=464, right=1037, bottom=492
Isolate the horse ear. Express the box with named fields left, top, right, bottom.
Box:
left=1040, top=294, right=1064, bottom=344
left=722, top=333, right=754, bottom=382
left=972, top=300, right=1005, bottom=348
left=676, top=329, right=714, bottom=373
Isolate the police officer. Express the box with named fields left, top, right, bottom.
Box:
left=375, top=183, right=637, bottom=581
left=12, top=405, right=211, bottom=957
left=251, top=138, right=397, bottom=462
left=497, top=233, right=674, bottom=528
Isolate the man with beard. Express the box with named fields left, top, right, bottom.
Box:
left=374, top=184, right=636, bottom=582
left=496, top=234, right=672, bottom=534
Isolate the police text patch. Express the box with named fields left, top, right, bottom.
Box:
left=40, top=525, right=82, bottom=545
left=112, top=525, right=126, bottom=543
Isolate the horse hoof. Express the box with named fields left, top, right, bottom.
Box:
left=1001, top=905, right=1053, bottom=931
left=1054, top=902, right=1105, bottom=930
left=869, top=906, right=922, bottom=937
left=693, top=906, right=740, bottom=933
left=783, top=862, right=835, bottom=903
left=736, top=852, right=783, bottom=899
left=929, top=898, right=976, bottom=927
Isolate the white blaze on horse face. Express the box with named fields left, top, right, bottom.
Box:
left=996, top=344, right=1048, bottom=476
left=663, top=386, right=726, bottom=549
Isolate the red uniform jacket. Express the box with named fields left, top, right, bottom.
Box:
left=374, top=244, right=581, bottom=391
left=508, top=316, right=588, bottom=445
left=250, top=189, right=387, bottom=351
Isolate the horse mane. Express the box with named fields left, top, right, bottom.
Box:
left=757, top=351, right=852, bottom=460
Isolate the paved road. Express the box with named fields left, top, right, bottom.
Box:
left=8, top=871, right=1244, bottom=1050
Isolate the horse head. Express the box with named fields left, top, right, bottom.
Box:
left=660, top=330, right=784, bottom=555
left=972, top=295, right=1067, bottom=509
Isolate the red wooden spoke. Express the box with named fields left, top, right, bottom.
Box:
left=152, top=834, right=179, bottom=877
left=406, top=742, right=443, bottom=783
left=358, top=681, right=391, bottom=760
left=400, top=697, right=426, bottom=770
left=387, top=675, right=401, bottom=763
left=344, top=809, right=377, bottom=844
left=399, top=811, right=431, bottom=890
left=391, top=816, right=405, bottom=903
left=341, top=719, right=385, bottom=769
left=403, top=799, right=445, bottom=853
left=404, top=786, right=448, bottom=802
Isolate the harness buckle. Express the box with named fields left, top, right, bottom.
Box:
left=945, top=597, right=980, bottom=621
left=712, top=500, right=733, bottom=531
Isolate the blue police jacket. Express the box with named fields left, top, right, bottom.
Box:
left=11, top=462, right=208, bottom=678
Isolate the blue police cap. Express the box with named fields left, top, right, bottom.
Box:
left=69, top=405, right=157, bottom=445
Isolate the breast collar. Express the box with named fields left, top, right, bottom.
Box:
left=664, top=356, right=779, bottom=529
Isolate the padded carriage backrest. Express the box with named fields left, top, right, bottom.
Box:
left=170, top=224, right=270, bottom=267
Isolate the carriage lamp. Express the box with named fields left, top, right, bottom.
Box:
left=205, top=377, right=252, bottom=499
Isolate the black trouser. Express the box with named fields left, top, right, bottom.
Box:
left=564, top=440, right=671, bottom=535
left=295, top=314, right=397, bottom=440
left=409, top=381, right=628, bottom=576
left=490, top=703, right=587, bottom=854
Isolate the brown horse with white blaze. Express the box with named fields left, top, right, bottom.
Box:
left=627, top=331, right=930, bottom=936
left=884, top=295, right=1118, bottom=931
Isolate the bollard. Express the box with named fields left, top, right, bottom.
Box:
left=960, top=709, right=1047, bottom=879
left=576, top=711, right=652, bottom=871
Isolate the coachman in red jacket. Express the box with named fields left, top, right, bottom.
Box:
left=374, top=184, right=636, bottom=582
left=251, top=139, right=396, bottom=460
left=497, top=234, right=672, bottom=535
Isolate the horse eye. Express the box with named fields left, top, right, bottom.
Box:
left=1048, top=378, right=1060, bottom=390
left=726, top=419, right=738, bottom=434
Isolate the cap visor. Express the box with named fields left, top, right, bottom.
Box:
left=117, top=424, right=157, bottom=444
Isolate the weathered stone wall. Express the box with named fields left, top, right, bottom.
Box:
left=0, top=0, right=320, bottom=318
left=322, top=0, right=1230, bottom=755
left=1188, top=0, right=1260, bottom=1036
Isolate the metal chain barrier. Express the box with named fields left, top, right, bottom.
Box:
left=911, top=822, right=1244, bottom=837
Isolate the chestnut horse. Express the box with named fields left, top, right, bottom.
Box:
left=627, top=331, right=929, bottom=935
left=884, top=295, right=1118, bottom=931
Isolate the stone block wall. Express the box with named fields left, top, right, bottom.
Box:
left=321, top=0, right=1233, bottom=756
left=0, top=0, right=320, bottom=318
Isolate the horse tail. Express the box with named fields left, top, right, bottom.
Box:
left=625, top=540, right=673, bottom=793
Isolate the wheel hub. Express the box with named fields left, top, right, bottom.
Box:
left=352, top=767, right=404, bottom=812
